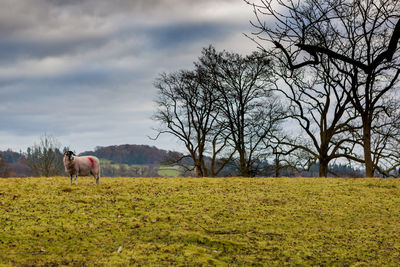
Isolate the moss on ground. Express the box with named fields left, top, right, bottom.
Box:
left=0, top=177, right=399, bottom=266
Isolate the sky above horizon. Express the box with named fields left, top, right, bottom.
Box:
left=0, top=0, right=261, bottom=153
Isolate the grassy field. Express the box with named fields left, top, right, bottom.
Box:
left=99, top=159, right=183, bottom=177
left=0, top=177, right=400, bottom=266
left=157, top=165, right=183, bottom=177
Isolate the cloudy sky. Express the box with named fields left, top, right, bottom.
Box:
left=0, top=0, right=260, bottom=153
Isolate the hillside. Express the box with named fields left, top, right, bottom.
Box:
left=79, top=144, right=184, bottom=165
left=0, top=177, right=399, bottom=265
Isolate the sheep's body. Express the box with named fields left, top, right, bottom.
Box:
left=63, top=151, right=100, bottom=185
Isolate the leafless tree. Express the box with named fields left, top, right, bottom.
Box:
left=153, top=46, right=287, bottom=177
left=154, top=71, right=212, bottom=176
left=246, top=0, right=400, bottom=177
left=199, top=46, right=287, bottom=176
left=367, top=97, right=400, bottom=177
left=153, top=56, right=234, bottom=177
left=270, top=57, right=360, bottom=177
left=25, top=134, right=64, bottom=177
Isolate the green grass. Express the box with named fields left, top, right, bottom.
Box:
left=110, top=164, right=149, bottom=171
left=99, top=159, right=112, bottom=164
left=0, top=177, right=400, bottom=266
left=157, top=165, right=183, bottom=177
left=99, top=161, right=183, bottom=177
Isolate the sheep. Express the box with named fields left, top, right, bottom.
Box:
left=63, top=151, right=100, bottom=185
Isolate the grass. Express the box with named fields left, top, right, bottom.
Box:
left=0, top=177, right=400, bottom=266
left=99, top=159, right=113, bottom=164
left=157, top=165, right=183, bottom=177
left=99, top=161, right=183, bottom=177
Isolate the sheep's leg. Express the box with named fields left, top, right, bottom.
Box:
left=75, top=175, right=78, bottom=185
left=94, top=175, right=99, bottom=185
left=70, top=174, right=73, bottom=185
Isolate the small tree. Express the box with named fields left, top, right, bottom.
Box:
left=25, top=135, right=64, bottom=177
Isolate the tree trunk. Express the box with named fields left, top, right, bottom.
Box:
left=363, top=122, right=374, bottom=177
left=194, top=161, right=203, bottom=177
left=275, top=153, right=280, bottom=177
left=319, top=159, right=328, bottom=178
left=210, top=150, right=216, bottom=177
left=199, top=155, right=208, bottom=177
left=239, top=151, right=249, bottom=177
left=241, top=166, right=249, bottom=177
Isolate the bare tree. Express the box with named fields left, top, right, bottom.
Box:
left=25, top=134, right=64, bottom=177
left=154, top=71, right=209, bottom=176
left=270, top=57, right=360, bottom=177
left=200, top=46, right=286, bottom=176
left=153, top=46, right=287, bottom=177
left=368, top=98, right=400, bottom=177
left=246, top=0, right=400, bottom=176
left=153, top=59, right=233, bottom=177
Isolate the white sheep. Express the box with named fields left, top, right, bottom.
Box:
left=63, top=151, right=100, bottom=185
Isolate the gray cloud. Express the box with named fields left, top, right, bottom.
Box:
left=0, top=0, right=257, bottom=153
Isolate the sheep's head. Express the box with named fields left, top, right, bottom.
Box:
left=63, top=151, right=76, bottom=161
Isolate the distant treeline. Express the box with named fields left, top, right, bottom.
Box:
left=0, top=145, right=363, bottom=178
left=0, top=149, right=30, bottom=177
left=80, top=144, right=184, bottom=165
